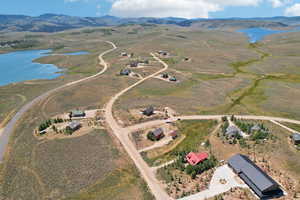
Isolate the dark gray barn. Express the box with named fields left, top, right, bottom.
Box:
left=228, top=154, right=283, bottom=199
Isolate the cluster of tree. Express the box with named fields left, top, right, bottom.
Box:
left=53, top=118, right=64, bottom=124
left=235, top=120, right=270, bottom=141
left=251, top=130, right=269, bottom=141
left=147, top=131, right=158, bottom=141
left=221, top=121, right=229, bottom=135
left=170, top=151, right=218, bottom=179
left=38, top=120, right=53, bottom=132
left=38, top=118, right=66, bottom=133
left=185, top=156, right=218, bottom=179
left=64, top=126, right=74, bottom=135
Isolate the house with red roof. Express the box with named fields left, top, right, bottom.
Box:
left=186, top=152, right=209, bottom=166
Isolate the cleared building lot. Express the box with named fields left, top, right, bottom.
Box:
left=179, top=164, right=248, bottom=200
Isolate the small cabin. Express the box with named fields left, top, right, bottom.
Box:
left=120, top=68, right=131, bottom=76
left=225, top=126, right=242, bottom=138
left=70, top=110, right=86, bottom=118
left=143, top=106, right=154, bottom=116
left=186, top=152, right=209, bottom=166
left=130, top=61, right=139, bottom=68
left=291, top=133, right=300, bottom=145
left=67, top=121, right=81, bottom=131
left=151, top=128, right=165, bottom=140
left=169, top=76, right=177, bottom=82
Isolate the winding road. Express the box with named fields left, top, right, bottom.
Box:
left=0, top=41, right=117, bottom=162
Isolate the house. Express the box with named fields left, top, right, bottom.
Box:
left=251, top=124, right=261, bottom=132
left=225, top=126, right=241, bottom=138
left=186, top=152, right=209, bottom=166
left=162, top=73, right=169, bottom=79
left=151, top=128, right=165, bottom=140
left=129, top=61, right=139, bottom=68
left=169, top=130, right=178, bottom=139
left=70, top=110, right=86, bottom=118
left=143, top=106, right=154, bottom=116
left=169, top=76, right=177, bottom=82
left=158, top=50, right=169, bottom=56
left=120, top=68, right=131, bottom=76
left=67, top=121, right=81, bottom=131
left=291, top=133, right=300, bottom=145
left=228, top=154, right=283, bottom=199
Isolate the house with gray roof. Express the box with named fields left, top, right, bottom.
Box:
left=225, top=126, right=241, bottom=138
left=228, top=154, right=283, bottom=199
left=120, top=68, right=131, bottom=76
left=143, top=106, right=154, bottom=116
left=67, top=121, right=81, bottom=131
left=151, top=128, right=164, bottom=140
left=291, top=133, right=300, bottom=145
left=70, top=110, right=86, bottom=118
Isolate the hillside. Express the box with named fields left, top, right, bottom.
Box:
left=0, top=13, right=296, bottom=33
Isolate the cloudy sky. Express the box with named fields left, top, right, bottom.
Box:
left=1, top=0, right=300, bottom=18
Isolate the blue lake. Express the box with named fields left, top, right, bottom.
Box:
left=0, top=49, right=63, bottom=86
left=238, top=27, right=300, bottom=43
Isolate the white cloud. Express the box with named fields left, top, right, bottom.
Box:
left=268, top=0, right=291, bottom=8
left=285, top=3, right=300, bottom=16
left=109, top=0, right=263, bottom=19
left=111, top=0, right=217, bottom=18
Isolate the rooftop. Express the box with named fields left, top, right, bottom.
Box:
left=152, top=128, right=164, bottom=137
left=292, top=133, right=300, bottom=141
left=186, top=152, right=209, bottom=166
left=68, top=121, right=81, bottom=129
left=228, top=154, right=280, bottom=198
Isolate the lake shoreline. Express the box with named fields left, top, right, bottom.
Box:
left=238, top=26, right=300, bottom=43
left=0, top=49, right=90, bottom=87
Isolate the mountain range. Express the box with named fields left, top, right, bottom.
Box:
left=0, top=13, right=300, bottom=33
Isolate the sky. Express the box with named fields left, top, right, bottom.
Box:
left=1, top=0, right=300, bottom=19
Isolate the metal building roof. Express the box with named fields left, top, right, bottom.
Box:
left=228, top=154, right=279, bottom=196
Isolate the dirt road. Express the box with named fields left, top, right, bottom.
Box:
left=126, top=115, right=300, bottom=133
left=104, top=52, right=172, bottom=200
left=0, top=41, right=117, bottom=162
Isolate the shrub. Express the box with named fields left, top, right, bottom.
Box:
left=147, top=132, right=156, bottom=141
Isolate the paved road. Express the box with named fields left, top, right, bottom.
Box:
left=0, top=41, right=117, bottom=162
left=104, top=53, right=172, bottom=200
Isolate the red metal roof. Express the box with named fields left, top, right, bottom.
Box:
left=186, top=152, right=209, bottom=166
